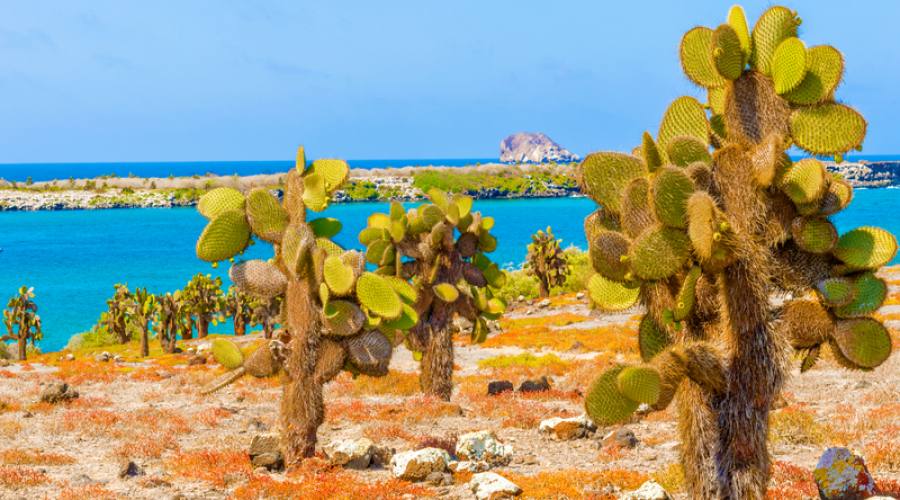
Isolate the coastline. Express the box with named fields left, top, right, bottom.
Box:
left=0, top=160, right=896, bottom=212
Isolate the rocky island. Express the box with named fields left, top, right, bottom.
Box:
left=499, top=132, right=580, bottom=164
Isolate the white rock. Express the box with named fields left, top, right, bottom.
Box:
left=455, top=431, right=512, bottom=467
left=327, top=438, right=375, bottom=470
left=813, top=447, right=876, bottom=499
left=539, top=414, right=596, bottom=440
left=469, top=472, right=522, bottom=499
left=618, top=480, right=672, bottom=500
left=576, top=291, right=585, bottom=299
left=390, top=448, right=450, bottom=481
left=538, top=298, right=551, bottom=308
left=449, top=460, right=490, bottom=473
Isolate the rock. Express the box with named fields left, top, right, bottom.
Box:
left=576, top=292, right=585, bottom=299
left=469, top=472, right=522, bottom=499
left=518, top=376, right=551, bottom=393
left=187, top=355, right=206, bottom=366
left=516, top=295, right=525, bottom=302
left=65, top=353, right=75, bottom=361
left=499, top=132, right=579, bottom=164
left=390, top=448, right=450, bottom=481
left=371, top=445, right=395, bottom=468
left=449, top=460, right=491, bottom=473
left=95, top=352, right=110, bottom=362
left=327, top=438, right=375, bottom=470
left=601, top=428, right=639, bottom=449
left=40, top=382, right=79, bottom=404
left=246, top=418, right=268, bottom=432
left=487, top=380, right=514, bottom=396
left=455, top=431, right=513, bottom=467
left=248, top=433, right=284, bottom=471
left=425, top=471, right=454, bottom=486
left=537, top=298, right=551, bottom=308
left=250, top=453, right=283, bottom=470
left=0, top=359, right=9, bottom=367
left=618, top=480, right=671, bottom=500
left=70, top=474, right=94, bottom=486
left=539, top=414, right=596, bottom=440
left=118, top=460, right=145, bottom=478
left=813, top=447, right=876, bottom=499
left=113, top=355, right=124, bottom=363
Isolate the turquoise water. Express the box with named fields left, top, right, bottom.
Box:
left=1, top=191, right=898, bottom=352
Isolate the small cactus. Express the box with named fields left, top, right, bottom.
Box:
left=182, top=274, right=225, bottom=339
left=1, top=286, right=42, bottom=361
left=524, top=227, right=569, bottom=298
left=132, top=288, right=157, bottom=357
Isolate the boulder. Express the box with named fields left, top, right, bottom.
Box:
left=327, top=438, right=375, bottom=470
left=499, top=132, right=579, bottom=164
left=539, top=414, right=596, bottom=440
left=601, top=428, right=639, bottom=449
left=248, top=433, right=283, bottom=471
left=449, top=460, right=491, bottom=473
left=537, top=298, right=551, bottom=308
left=425, top=471, right=454, bottom=486
left=118, top=460, right=145, bottom=478
left=813, top=447, right=876, bottom=500
left=618, top=480, right=672, bottom=500
left=390, top=448, right=450, bottom=481
left=487, top=380, right=514, bottom=396
left=518, top=376, right=551, bottom=393
left=455, top=431, right=513, bottom=467
left=469, top=472, right=522, bottom=499
left=40, top=382, right=79, bottom=404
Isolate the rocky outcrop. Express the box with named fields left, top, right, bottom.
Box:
left=826, top=160, right=900, bottom=188
left=813, top=447, right=876, bottom=499
left=390, top=448, right=451, bottom=481
left=500, top=132, right=580, bottom=164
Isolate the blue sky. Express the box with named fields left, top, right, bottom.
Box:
left=1, top=1, right=898, bottom=163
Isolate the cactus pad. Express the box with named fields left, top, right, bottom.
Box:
left=816, top=277, right=856, bottom=307
left=658, top=96, right=709, bottom=149
left=281, top=223, right=315, bottom=278
left=346, top=330, right=393, bottom=377
left=783, top=45, right=843, bottom=105
left=309, top=159, right=350, bottom=192
left=589, top=230, right=632, bottom=282
left=198, top=187, right=245, bottom=220
left=652, top=167, right=695, bottom=229
left=630, top=226, right=692, bottom=280
left=791, top=217, right=837, bottom=254
left=356, top=272, right=402, bottom=320
left=641, top=132, right=663, bottom=172
left=196, top=210, right=251, bottom=262
left=229, top=260, right=287, bottom=299
left=616, top=366, right=662, bottom=405
left=639, top=314, right=671, bottom=362
left=302, top=172, right=329, bottom=212
left=433, top=283, right=460, bottom=303
left=578, top=152, right=647, bottom=213
left=666, top=136, right=712, bottom=167
left=712, top=24, right=744, bottom=80
left=587, top=273, right=640, bottom=311
left=211, top=338, right=244, bottom=369
left=771, top=37, right=807, bottom=94
left=584, top=365, right=640, bottom=426
left=750, top=6, right=799, bottom=75
left=621, top=178, right=655, bottom=238
left=833, top=226, right=898, bottom=270
left=309, top=218, right=343, bottom=238
left=680, top=27, right=725, bottom=88
left=382, top=303, right=420, bottom=331
left=673, top=266, right=701, bottom=321
left=727, top=5, right=751, bottom=64
left=323, top=300, right=366, bottom=337
left=246, top=189, right=289, bottom=243
left=834, top=272, right=887, bottom=318
left=831, top=318, right=892, bottom=369
left=781, top=159, right=827, bottom=205
left=323, top=256, right=356, bottom=296
left=819, top=179, right=853, bottom=216
left=790, top=104, right=867, bottom=155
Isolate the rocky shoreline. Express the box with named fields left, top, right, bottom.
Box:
left=0, top=160, right=894, bottom=212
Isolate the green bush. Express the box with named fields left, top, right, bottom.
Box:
left=496, top=247, right=589, bottom=302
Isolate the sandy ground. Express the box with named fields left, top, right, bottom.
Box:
left=0, top=275, right=898, bottom=499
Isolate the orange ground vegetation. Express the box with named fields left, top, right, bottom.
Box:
left=503, top=468, right=648, bottom=498
left=165, top=449, right=251, bottom=488
left=58, top=484, right=120, bottom=500
left=766, top=461, right=818, bottom=499
left=330, top=371, right=422, bottom=398
left=0, top=448, right=76, bottom=466
left=326, top=395, right=462, bottom=424
left=485, top=318, right=640, bottom=355
left=463, top=392, right=577, bottom=429
left=0, top=465, right=49, bottom=488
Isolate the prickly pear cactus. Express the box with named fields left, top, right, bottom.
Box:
left=359, top=189, right=506, bottom=400
left=182, top=274, right=225, bottom=339
left=525, top=226, right=569, bottom=298
left=1, top=286, right=42, bottom=361
left=578, top=6, right=896, bottom=498
left=194, top=146, right=419, bottom=464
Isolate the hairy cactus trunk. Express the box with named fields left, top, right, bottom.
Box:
left=537, top=278, right=550, bottom=298
left=140, top=326, right=149, bottom=357
left=420, top=323, right=454, bottom=400
left=16, top=336, right=26, bottom=361
left=234, top=317, right=246, bottom=336
left=263, top=322, right=273, bottom=339
left=197, top=317, right=209, bottom=338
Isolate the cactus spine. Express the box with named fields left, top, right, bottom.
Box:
left=578, top=6, right=895, bottom=498
left=525, top=226, right=570, bottom=298
left=1, top=286, right=42, bottom=361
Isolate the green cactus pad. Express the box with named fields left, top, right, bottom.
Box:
left=630, top=226, right=692, bottom=280
left=834, top=272, right=887, bottom=318
left=790, top=104, right=867, bottom=155
left=666, top=136, right=711, bottom=167
left=584, top=365, right=640, bottom=426
left=309, top=218, right=343, bottom=239
left=750, top=6, right=799, bottom=75
left=229, top=260, right=287, bottom=300
left=727, top=5, right=751, bottom=64
left=281, top=223, right=315, bottom=278
left=816, top=277, right=856, bottom=307
left=652, top=167, right=695, bottom=229
left=316, top=237, right=344, bottom=258
left=641, top=132, right=663, bottom=172
left=302, top=172, right=329, bottom=212
left=246, top=189, right=289, bottom=243
left=383, top=276, right=417, bottom=303
left=309, top=159, right=349, bottom=192
left=365, top=239, right=393, bottom=265
left=686, top=162, right=713, bottom=191
left=833, top=226, right=898, bottom=270
left=196, top=210, right=251, bottom=262
left=771, top=37, right=807, bottom=94
left=323, top=300, right=366, bottom=337
left=323, top=256, right=355, bottom=296
left=578, top=152, right=647, bottom=213
left=819, top=179, right=853, bottom=216
left=616, top=366, right=662, bottom=405
left=382, top=303, right=420, bottom=331
left=658, top=96, right=708, bottom=149
left=198, top=187, right=245, bottom=220
left=621, top=178, right=654, bottom=238
left=433, top=283, right=460, bottom=303
left=712, top=24, right=744, bottom=80
left=639, top=314, right=671, bottom=362
left=420, top=204, right=445, bottom=228
left=294, top=146, right=307, bottom=171
left=346, top=330, right=393, bottom=376
left=831, top=318, right=892, bottom=369
left=589, top=230, right=632, bottom=282
left=708, top=87, right=727, bottom=116
left=781, top=159, right=827, bottom=205
left=211, top=338, right=244, bottom=369
left=585, top=209, right=622, bottom=243
left=587, top=273, right=640, bottom=311
left=479, top=232, right=498, bottom=253
left=673, top=266, right=701, bottom=321
left=356, top=272, right=403, bottom=320
left=359, top=227, right=389, bottom=246
left=791, top=217, right=837, bottom=254
left=426, top=188, right=451, bottom=213
left=784, top=45, right=844, bottom=105
left=679, top=27, right=725, bottom=88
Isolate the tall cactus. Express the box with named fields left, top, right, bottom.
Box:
left=105, top=284, right=134, bottom=344
left=577, top=6, right=895, bottom=498
left=193, top=147, right=420, bottom=464
left=154, top=291, right=183, bottom=354
left=133, top=288, right=157, bottom=357
left=359, top=191, right=506, bottom=400
left=252, top=295, right=282, bottom=339
left=223, top=286, right=254, bottom=336
left=182, top=274, right=224, bottom=339
left=1, top=287, right=42, bottom=361
left=525, top=226, right=569, bottom=298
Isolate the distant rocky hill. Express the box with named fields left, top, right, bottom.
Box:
left=826, top=160, right=900, bottom=188
left=500, top=132, right=579, bottom=164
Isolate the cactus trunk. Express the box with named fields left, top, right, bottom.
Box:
left=197, top=317, right=209, bottom=338
left=418, top=303, right=454, bottom=400
left=235, top=317, right=246, bottom=336
left=537, top=278, right=550, bottom=298
left=17, top=336, right=26, bottom=361
left=263, top=322, right=273, bottom=339
left=140, top=325, right=149, bottom=357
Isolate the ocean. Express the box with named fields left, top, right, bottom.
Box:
left=1, top=191, right=899, bottom=352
